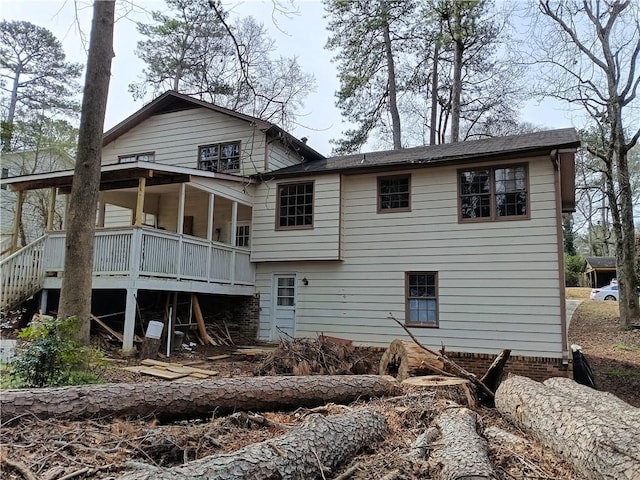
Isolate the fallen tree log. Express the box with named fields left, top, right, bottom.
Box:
left=428, top=405, right=497, bottom=480
left=379, top=339, right=445, bottom=381
left=0, top=375, right=400, bottom=422
left=543, top=377, right=640, bottom=425
left=120, top=408, right=387, bottom=480
left=495, top=375, right=640, bottom=480
left=402, top=376, right=476, bottom=407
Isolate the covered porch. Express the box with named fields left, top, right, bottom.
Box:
left=1, top=162, right=256, bottom=350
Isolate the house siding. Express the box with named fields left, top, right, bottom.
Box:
left=267, top=141, right=304, bottom=171
left=101, top=108, right=267, bottom=175
left=251, top=174, right=341, bottom=261
left=255, top=156, right=564, bottom=358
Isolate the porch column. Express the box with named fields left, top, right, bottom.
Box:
left=207, top=193, right=215, bottom=241
left=133, top=177, right=146, bottom=226
left=46, top=187, right=57, bottom=231
left=123, top=288, right=137, bottom=352
left=230, top=201, right=238, bottom=284
left=39, top=289, right=48, bottom=315
left=97, top=195, right=106, bottom=228
left=177, top=183, right=186, bottom=233
left=11, top=190, right=23, bottom=251
left=231, top=201, right=238, bottom=246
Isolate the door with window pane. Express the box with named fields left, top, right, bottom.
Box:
left=272, top=275, right=296, bottom=340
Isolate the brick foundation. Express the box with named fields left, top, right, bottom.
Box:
left=353, top=347, right=571, bottom=382
left=195, top=294, right=260, bottom=344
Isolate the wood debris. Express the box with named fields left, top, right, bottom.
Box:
left=122, top=359, right=218, bottom=380
left=256, top=336, right=375, bottom=376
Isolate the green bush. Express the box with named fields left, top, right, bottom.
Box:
left=565, top=254, right=586, bottom=287
left=9, top=315, right=104, bottom=388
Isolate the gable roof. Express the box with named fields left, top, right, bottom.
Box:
left=103, top=91, right=325, bottom=162
left=585, top=257, right=616, bottom=269
left=264, top=128, right=580, bottom=178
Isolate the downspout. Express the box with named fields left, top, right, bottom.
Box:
left=551, top=149, right=570, bottom=365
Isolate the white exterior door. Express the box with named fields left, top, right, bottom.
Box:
left=272, top=274, right=296, bottom=340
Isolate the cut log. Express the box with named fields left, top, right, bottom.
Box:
left=139, top=337, right=161, bottom=360
left=402, top=376, right=476, bottom=407
left=428, top=405, right=497, bottom=480
left=379, top=339, right=444, bottom=381
left=0, top=375, right=401, bottom=422
left=495, top=375, right=640, bottom=480
left=120, top=408, right=387, bottom=480
left=543, top=377, right=640, bottom=426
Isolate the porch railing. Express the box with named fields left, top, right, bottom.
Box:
left=45, top=227, right=255, bottom=285
left=0, top=236, right=47, bottom=311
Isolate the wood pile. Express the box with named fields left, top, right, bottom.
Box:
left=122, top=359, right=219, bottom=380
left=256, top=336, right=375, bottom=376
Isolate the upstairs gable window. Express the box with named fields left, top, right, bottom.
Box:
left=459, top=164, right=528, bottom=221
left=198, top=142, right=241, bottom=172
left=378, top=174, right=411, bottom=212
left=118, top=152, right=155, bottom=163
left=276, top=181, right=314, bottom=230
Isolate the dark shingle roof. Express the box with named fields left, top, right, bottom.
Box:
left=586, top=257, right=616, bottom=269
left=264, top=128, right=580, bottom=178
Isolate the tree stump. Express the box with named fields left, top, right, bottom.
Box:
left=402, top=376, right=477, bottom=407
left=379, top=339, right=444, bottom=381
left=139, top=337, right=161, bottom=360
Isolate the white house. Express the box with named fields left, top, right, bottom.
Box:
left=0, top=91, right=580, bottom=379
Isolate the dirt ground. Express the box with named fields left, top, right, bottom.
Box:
left=2, top=293, right=638, bottom=480
left=566, top=288, right=640, bottom=407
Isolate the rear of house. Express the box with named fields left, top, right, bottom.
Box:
left=251, top=130, right=580, bottom=378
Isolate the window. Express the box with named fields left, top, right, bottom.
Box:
left=276, top=277, right=295, bottom=306
left=198, top=142, right=241, bottom=172
left=276, top=181, right=314, bottom=229
left=406, top=272, right=438, bottom=327
left=236, top=224, right=250, bottom=247
left=378, top=175, right=411, bottom=212
left=118, top=152, right=155, bottom=163
left=459, top=164, right=528, bottom=221
left=0, top=167, right=8, bottom=190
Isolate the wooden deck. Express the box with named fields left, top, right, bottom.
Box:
left=1, top=226, right=255, bottom=311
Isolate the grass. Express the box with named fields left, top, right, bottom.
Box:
left=613, top=343, right=640, bottom=354
left=565, top=287, right=592, bottom=299
left=603, top=368, right=639, bottom=378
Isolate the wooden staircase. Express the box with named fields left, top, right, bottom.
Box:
left=0, top=236, right=47, bottom=312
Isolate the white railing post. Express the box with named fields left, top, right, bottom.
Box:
left=207, top=193, right=214, bottom=282
left=177, top=184, right=186, bottom=280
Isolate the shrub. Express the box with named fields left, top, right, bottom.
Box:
left=565, top=254, right=586, bottom=287
left=10, top=315, right=104, bottom=388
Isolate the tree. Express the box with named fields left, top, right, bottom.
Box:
left=0, top=21, right=81, bottom=150
left=1, top=114, right=77, bottom=246
left=325, top=0, right=410, bottom=153
left=534, top=0, right=640, bottom=328
left=131, top=0, right=314, bottom=130
left=57, top=0, right=115, bottom=344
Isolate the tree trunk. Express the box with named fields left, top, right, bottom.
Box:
left=57, top=0, right=115, bottom=344
left=429, top=26, right=441, bottom=146
left=379, top=339, right=444, bottom=381
left=449, top=26, right=463, bottom=143
left=382, top=18, right=401, bottom=149
left=428, top=406, right=497, bottom=480
left=495, top=375, right=640, bottom=480
left=120, top=408, right=387, bottom=480
left=0, top=375, right=401, bottom=422
left=402, top=376, right=476, bottom=407
left=542, top=377, right=640, bottom=425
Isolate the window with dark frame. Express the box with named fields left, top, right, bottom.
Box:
left=236, top=224, right=250, bottom=247
left=459, top=165, right=528, bottom=221
left=198, top=142, right=241, bottom=172
left=378, top=175, right=411, bottom=212
left=277, top=182, right=314, bottom=229
left=406, top=272, right=438, bottom=327
left=118, top=152, right=155, bottom=163
left=1, top=167, right=8, bottom=190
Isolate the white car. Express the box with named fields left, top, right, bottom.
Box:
left=590, top=284, right=618, bottom=301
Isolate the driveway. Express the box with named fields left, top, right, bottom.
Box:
left=566, top=299, right=584, bottom=333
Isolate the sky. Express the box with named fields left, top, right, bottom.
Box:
left=1, top=0, right=583, bottom=156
